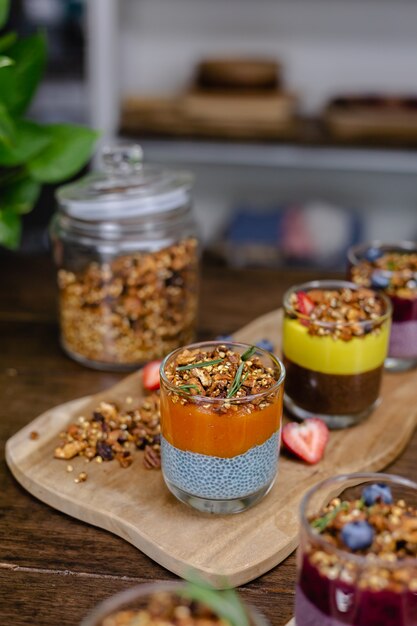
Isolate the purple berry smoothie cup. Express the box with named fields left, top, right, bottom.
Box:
left=348, top=241, right=417, bottom=372
left=295, top=473, right=417, bottom=626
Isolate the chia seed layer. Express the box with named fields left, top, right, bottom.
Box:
left=389, top=319, right=417, bottom=358
left=161, top=430, right=280, bottom=500
left=283, top=357, right=383, bottom=416
left=296, top=556, right=417, bottom=626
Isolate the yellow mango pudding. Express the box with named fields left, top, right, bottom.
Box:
left=160, top=341, right=285, bottom=514
left=282, top=280, right=391, bottom=428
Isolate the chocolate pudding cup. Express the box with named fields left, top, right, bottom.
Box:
left=282, top=280, right=391, bottom=429
left=348, top=241, right=417, bottom=372
left=160, top=341, right=285, bottom=514
left=296, top=473, right=417, bottom=626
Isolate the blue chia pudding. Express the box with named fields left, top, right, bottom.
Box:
left=161, top=429, right=281, bottom=500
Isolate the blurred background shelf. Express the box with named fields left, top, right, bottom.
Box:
left=127, top=138, right=417, bottom=175
left=12, top=0, right=417, bottom=262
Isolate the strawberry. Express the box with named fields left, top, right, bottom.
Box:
left=282, top=418, right=329, bottom=464
left=142, top=360, right=162, bottom=391
left=296, top=291, right=314, bottom=316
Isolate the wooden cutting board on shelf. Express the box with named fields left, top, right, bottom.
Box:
left=5, top=309, right=417, bottom=588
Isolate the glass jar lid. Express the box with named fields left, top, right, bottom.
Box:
left=56, top=145, right=193, bottom=221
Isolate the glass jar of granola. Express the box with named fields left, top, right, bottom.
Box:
left=50, top=145, right=199, bottom=371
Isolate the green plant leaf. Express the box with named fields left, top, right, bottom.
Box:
left=181, top=576, right=250, bottom=626
left=0, top=101, right=14, bottom=146
left=28, top=124, right=99, bottom=183
left=0, top=0, right=10, bottom=29
left=1, top=177, right=41, bottom=214
left=0, top=208, right=21, bottom=249
left=0, top=32, right=17, bottom=53
left=0, top=54, right=13, bottom=68
left=0, top=119, right=51, bottom=166
left=0, top=33, right=47, bottom=115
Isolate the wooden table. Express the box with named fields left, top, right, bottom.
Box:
left=1, top=255, right=416, bottom=626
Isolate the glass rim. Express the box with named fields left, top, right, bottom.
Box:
left=283, top=279, right=392, bottom=328
left=160, top=340, right=286, bottom=404
left=300, top=472, right=417, bottom=568
left=347, top=240, right=417, bottom=267
left=79, top=580, right=270, bottom=626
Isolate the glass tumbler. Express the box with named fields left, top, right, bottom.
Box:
left=282, top=280, right=392, bottom=428
left=80, top=580, right=270, bottom=626
left=296, top=473, right=417, bottom=626
left=348, top=241, right=417, bottom=372
left=160, top=341, right=285, bottom=514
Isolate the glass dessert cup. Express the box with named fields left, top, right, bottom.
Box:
left=295, top=473, right=417, bottom=626
left=80, top=580, right=270, bottom=626
left=348, top=241, right=417, bottom=373
left=160, top=341, right=285, bottom=514
left=282, top=280, right=392, bottom=429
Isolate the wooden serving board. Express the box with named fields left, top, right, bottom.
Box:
left=6, top=309, right=417, bottom=588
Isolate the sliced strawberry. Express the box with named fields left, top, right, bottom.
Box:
left=297, top=291, right=314, bottom=316
left=282, top=418, right=329, bottom=464
left=142, top=360, right=162, bottom=391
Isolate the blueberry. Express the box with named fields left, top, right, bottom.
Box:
left=371, top=271, right=390, bottom=289
left=341, top=521, right=374, bottom=551
left=365, top=247, right=383, bottom=262
left=362, top=483, right=393, bottom=506
left=256, top=339, right=274, bottom=352
left=215, top=334, right=234, bottom=342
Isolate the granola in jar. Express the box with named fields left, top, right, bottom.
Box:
left=58, top=238, right=198, bottom=367
left=296, top=473, right=417, bottom=626
left=159, top=341, right=285, bottom=514
left=282, top=280, right=391, bottom=428
left=51, top=145, right=199, bottom=370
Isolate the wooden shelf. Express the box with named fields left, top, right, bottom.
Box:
left=124, top=135, right=417, bottom=175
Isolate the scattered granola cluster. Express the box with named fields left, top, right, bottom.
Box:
left=352, top=251, right=417, bottom=299
left=307, top=484, right=417, bottom=592
left=54, top=394, right=161, bottom=473
left=100, top=592, right=231, bottom=626
left=288, top=287, right=387, bottom=340
left=164, top=345, right=278, bottom=411
left=58, top=238, right=198, bottom=366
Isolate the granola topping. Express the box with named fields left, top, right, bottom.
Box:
left=351, top=251, right=417, bottom=299
left=100, top=591, right=232, bottom=626
left=54, top=393, right=161, bottom=471
left=58, top=237, right=198, bottom=366
left=306, top=486, right=417, bottom=592
left=288, top=287, right=387, bottom=340
left=164, top=345, right=278, bottom=411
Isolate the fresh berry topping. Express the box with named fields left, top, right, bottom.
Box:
left=341, top=520, right=375, bottom=551
left=256, top=338, right=274, bottom=352
left=142, top=360, right=162, bottom=391
left=282, top=418, right=329, bottom=464
left=371, top=271, right=390, bottom=289
left=365, top=247, right=383, bottom=262
left=296, top=291, right=314, bottom=316
left=362, top=483, right=393, bottom=506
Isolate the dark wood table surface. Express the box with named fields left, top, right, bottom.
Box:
left=1, top=255, right=416, bottom=626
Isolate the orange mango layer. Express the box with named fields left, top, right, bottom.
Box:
left=160, top=390, right=283, bottom=458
